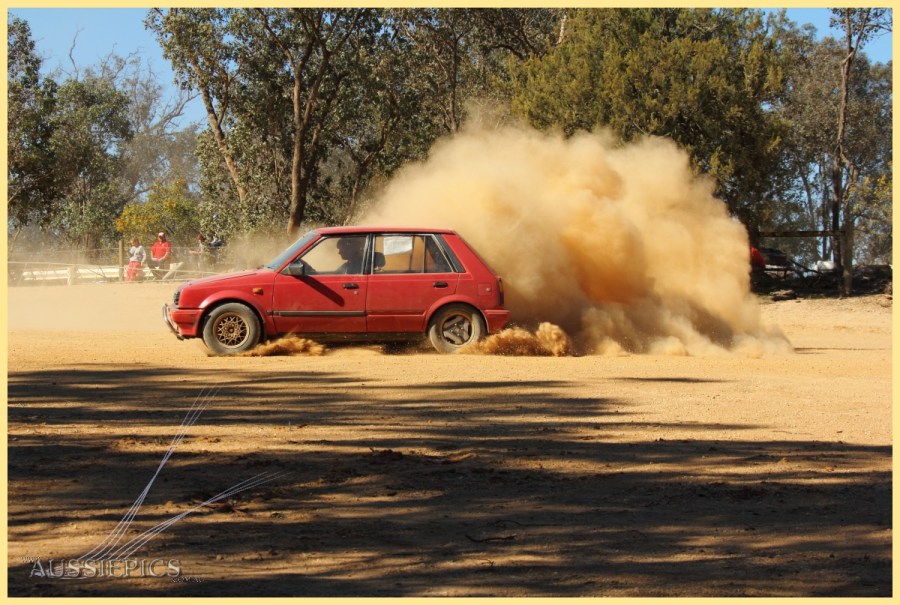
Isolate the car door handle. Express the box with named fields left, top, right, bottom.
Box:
left=343, top=283, right=359, bottom=290
left=433, top=281, right=448, bottom=288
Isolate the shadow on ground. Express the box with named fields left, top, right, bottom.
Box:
left=7, top=366, right=892, bottom=597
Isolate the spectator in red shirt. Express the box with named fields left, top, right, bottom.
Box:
left=150, top=232, right=172, bottom=279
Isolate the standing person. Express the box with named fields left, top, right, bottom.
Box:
left=126, top=237, right=145, bottom=282
left=188, top=233, right=208, bottom=271
left=149, top=232, right=172, bottom=279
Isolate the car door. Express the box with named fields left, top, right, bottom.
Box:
left=366, top=234, right=459, bottom=333
left=271, top=235, right=368, bottom=334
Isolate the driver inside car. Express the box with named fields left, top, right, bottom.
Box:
left=336, top=237, right=365, bottom=274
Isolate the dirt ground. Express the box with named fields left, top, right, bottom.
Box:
left=6, top=281, right=893, bottom=597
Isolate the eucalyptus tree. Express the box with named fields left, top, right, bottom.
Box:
left=47, top=76, right=133, bottom=251
left=9, top=15, right=134, bottom=252
left=148, top=8, right=377, bottom=234
left=8, top=16, right=58, bottom=249
left=248, top=8, right=371, bottom=232
left=778, top=31, right=892, bottom=267
left=147, top=8, right=247, bottom=207
left=94, top=53, right=199, bottom=201
left=392, top=8, right=559, bottom=135
left=829, top=8, right=891, bottom=291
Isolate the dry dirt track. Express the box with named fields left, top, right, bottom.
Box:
left=6, top=282, right=893, bottom=597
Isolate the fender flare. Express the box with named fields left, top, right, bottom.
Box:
left=197, top=291, right=273, bottom=339
left=424, top=296, right=487, bottom=331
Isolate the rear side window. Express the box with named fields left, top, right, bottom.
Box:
left=373, top=235, right=454, bottom=274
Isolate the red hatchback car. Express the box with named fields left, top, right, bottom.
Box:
left=163, top=227, right=510, bottom=354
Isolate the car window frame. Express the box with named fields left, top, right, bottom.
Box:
left=371, top=233, right=460, bottom=275
left=290, top=234, right=371, bottom=276
left=432, top=234, right=464, bottom=273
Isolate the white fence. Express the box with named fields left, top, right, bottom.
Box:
left=7, top=261, right=210, bottom=285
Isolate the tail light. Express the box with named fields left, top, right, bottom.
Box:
left=497, top=277, right=505, bottom=306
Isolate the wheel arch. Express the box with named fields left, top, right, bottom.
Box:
left=425, top=297, right=488, bottom=334
left=198, top=294, right=270, bottom=341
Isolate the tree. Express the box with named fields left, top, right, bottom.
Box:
left=147, top=8, right=248, bottom=207
left=86, top=52, right=200, bottom=202
left=251, top=8, right=370, bottom=232
left=391, top=9, right=558, bottom=136
left=7, top=16, right=59, bottom=250
left=48, top=76, right=133, bottom=251
left=146, top=9, right=565, bottom=235
left=322, top=12, right=440, bottom=224
left=10, top=15, right=201, bottom=257
left=149, top=8, right=387, bottom=234
left=509, top=8, right=789, bottom=234
left=777, top=29, right=892, bottom=268
left=116, top=179, right=200, bottom=244
left=829, top=8, right=891, bottom=293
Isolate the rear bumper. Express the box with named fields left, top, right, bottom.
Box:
left=163, top=304, right=201, bottom=339
left=483, top=309, right=511, bottom=333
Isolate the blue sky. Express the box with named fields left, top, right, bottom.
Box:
left=9, top=8, right=204, bottom=126
left=9, top=7, right=894, bottom=128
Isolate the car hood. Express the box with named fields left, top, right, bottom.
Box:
left=181, top=268, right=272, bottom=289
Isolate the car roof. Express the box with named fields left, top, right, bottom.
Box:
left=314, top=226, right=457, bottom=235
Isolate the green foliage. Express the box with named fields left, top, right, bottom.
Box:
left=776, top=21, right=892, bottom=265
left=7, top=16, right=59, bottom=234
left=46, top=77, right=133, bottom=249
left=9, top=15, right=199, bottom=257
left=146, top=8, right=559, bottom=234
left=116, top=179, right=201, bottom=245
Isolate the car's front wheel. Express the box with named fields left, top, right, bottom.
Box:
left=202, top=302, right=261, bottom=355
left=427, top=304, right=485, bottom=353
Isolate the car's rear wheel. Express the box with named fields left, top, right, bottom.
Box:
left=202, top=303, right=261, bottom=355
left=427, top=304, right=485, bottom=353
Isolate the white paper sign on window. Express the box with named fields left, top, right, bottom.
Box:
left=383, top=236, right=413, bottom=255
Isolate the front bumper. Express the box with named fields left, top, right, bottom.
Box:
left=162, top=304, right=201, bottom=339
left=162, top=304, right=184, bottom=340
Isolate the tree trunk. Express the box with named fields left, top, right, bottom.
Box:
left=833, top=18, right=855, bottom=295
left=194, top=60, right=247, bottom=206
left=841, top=215, right=855, bottom=294
left=830, top=159, right=843, bottom=269
left=287, top=71, right=305, bottom=234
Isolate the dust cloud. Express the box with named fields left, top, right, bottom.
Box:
left=463, top=322, right=574, bottom=357
left=363, top=125, right=790, bottom=356
left=240, top=336, right=327, bottom=357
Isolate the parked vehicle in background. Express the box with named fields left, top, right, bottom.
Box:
left=751, top=246, right=794, bottom=278
left=163, top=227, right=510, bottom=354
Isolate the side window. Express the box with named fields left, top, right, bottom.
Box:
left=296, top=236, right=366, bottom=274
left=372, top=235, right=453, bottom=274
left=374, top=235, right=415, bottom=273
left=424, top=236, right=453, bottom=273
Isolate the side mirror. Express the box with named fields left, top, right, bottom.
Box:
left=285, top=261, right=306, bottom=277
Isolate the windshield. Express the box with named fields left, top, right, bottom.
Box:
left=264, top=230, right=319, bottom=270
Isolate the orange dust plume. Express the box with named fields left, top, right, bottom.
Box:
left=239, top=336, right=327, bottom=357
left=463, top=323, right=575, bottom=357
left=362, top=124, right=790, bottom=356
